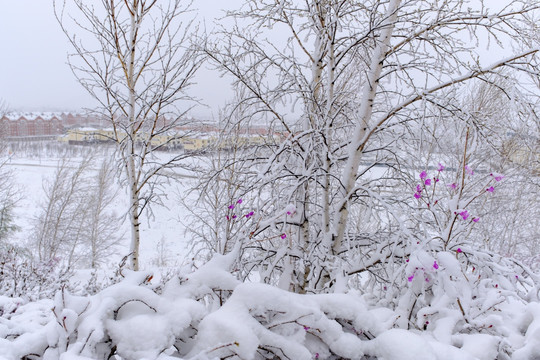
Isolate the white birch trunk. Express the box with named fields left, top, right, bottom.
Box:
left=322, top=25, right=335, bottom=242
left=332, top=0, right=402, bottom=253
left=128, top=0, right=141, bottom=271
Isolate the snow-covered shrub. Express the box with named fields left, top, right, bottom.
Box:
left=384, top=161, right=540, bottom=334
left=0, top=251, right=238, bottom=360
left=189, top=283, right=540, bottom=360
left=40, top=271, right=204, bottom=360
left=0, top=295, right=55, bottom=359
left=189, top=283, right=376, bottom=360
left=0, top=245, right=71, bottom=301
left=0, top=248, right=539, bottom=360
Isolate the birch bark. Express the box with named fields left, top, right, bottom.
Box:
left=127, top=0, right=141, bottom=270
left=332, top=0, right=402, bottom=253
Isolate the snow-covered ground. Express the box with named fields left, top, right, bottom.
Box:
left=1, top=150, right=540, bottom=360
left=6, top=151, right=194, bottom=269
left=1, top=253, right=539, bottom=360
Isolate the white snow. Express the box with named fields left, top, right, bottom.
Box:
left=0, top=153, right=539, bottom=360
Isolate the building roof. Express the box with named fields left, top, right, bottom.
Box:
left=2, top=112, right=64, bottom=121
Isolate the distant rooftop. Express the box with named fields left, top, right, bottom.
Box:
left=3, top=112, right=68, bottom=121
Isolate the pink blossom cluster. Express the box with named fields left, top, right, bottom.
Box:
left=407, top=260, right=440, bottom=282
left=413, top=164, right=504, bottom=224
left=413, top=163, right=443, bottom=199
left=226, top=198, right=255, bottom=221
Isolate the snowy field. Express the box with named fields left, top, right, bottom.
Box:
left=6, top=151, right=194, bottom=269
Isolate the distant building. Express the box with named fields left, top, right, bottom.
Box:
left=0, top=112, right=107, bottom=138
left=61, top=113, right=108, bottom=128
left=0, top=112, right=284, bottom=153
left=495, top=131, right=539, bottom=175
left=0, top=113, right=63, bottom=137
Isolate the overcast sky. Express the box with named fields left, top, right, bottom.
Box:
left=0, top=0, right=515, bottom=116
left=0, top=0, right=240, bottom=117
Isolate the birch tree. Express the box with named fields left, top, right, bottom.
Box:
left=85, top=157, right=123, bottom=269
left=55, top=0, right=202, bottom=270
left=203, top=0, right=540, bottom=291
left=33, top=156, right=93, bottom=266
left=32, top=156, right=123, bottom=268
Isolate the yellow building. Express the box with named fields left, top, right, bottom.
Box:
left=59, top=126, right=279, bottom=153
left=181, top=135, right=216, bottom=152
left=60, top=128, right=117, bottom=144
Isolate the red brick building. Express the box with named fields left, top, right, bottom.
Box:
left=0, top=113, right=63, bottom=137
left=0, top=112, right=107, bottom=138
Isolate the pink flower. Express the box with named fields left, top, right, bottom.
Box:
left=226, top=215, right=230, bottom=221
left=486, top=186, right=494, bottom=193
left=472, top=217, right=479, bottom=223
left=448, top=183, right=457, bottom=190
left=438, top=163, right=445, bottom=172
left=228, top=204, right=235, bottom=210
left=285, top=205, right=296, bottom=216
left=237, top=198, right=243, bottom=204
left=433, top=261, right=439, bottom=270
left=456, top=248, right=462, bottom=253
left=465, top=165, right=474, bottom=176
left=414, top=192, right=422, bottom=199
left=491, top=174, right=504, bottom=182
left=424, top=178, right=432, bottom=186
left=420, top=171, right=427, bottom=180
left=459, top=210, right=469, bottom=220
left=408, top=275, right=414, bottom=282
left=232, top=215, right=237, bottom=219
left=416, top=184, right=422, bottom=193
left=280, top=233, right=287, bottom=239
left=245, top=211, right=254, bottom=218
left=303, top=325, right=310, bottom=331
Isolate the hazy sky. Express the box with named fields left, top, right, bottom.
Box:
left=0, top=1, right=86, bottom=112
left=0, top=0, right=516, bottom=116
left=0, top=0, right=238, bottom=116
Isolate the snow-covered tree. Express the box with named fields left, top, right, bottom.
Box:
left=202, top=0, right=540, bottom=292
left=32, top=156, right=122, bottom=268
left=55, top=0, right=202, bottom=270
left=85, top=157, right=124, bottom=269
left=0, top=169, right=20, bottom=242
left=32, top=157, right=93, bottom=266
left=0, top=99, right=20, bottom=242
left=182, top=105, right=272, bottom=260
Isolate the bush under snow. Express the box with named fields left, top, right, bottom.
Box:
left=0, top=249, right=539, bottom=360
